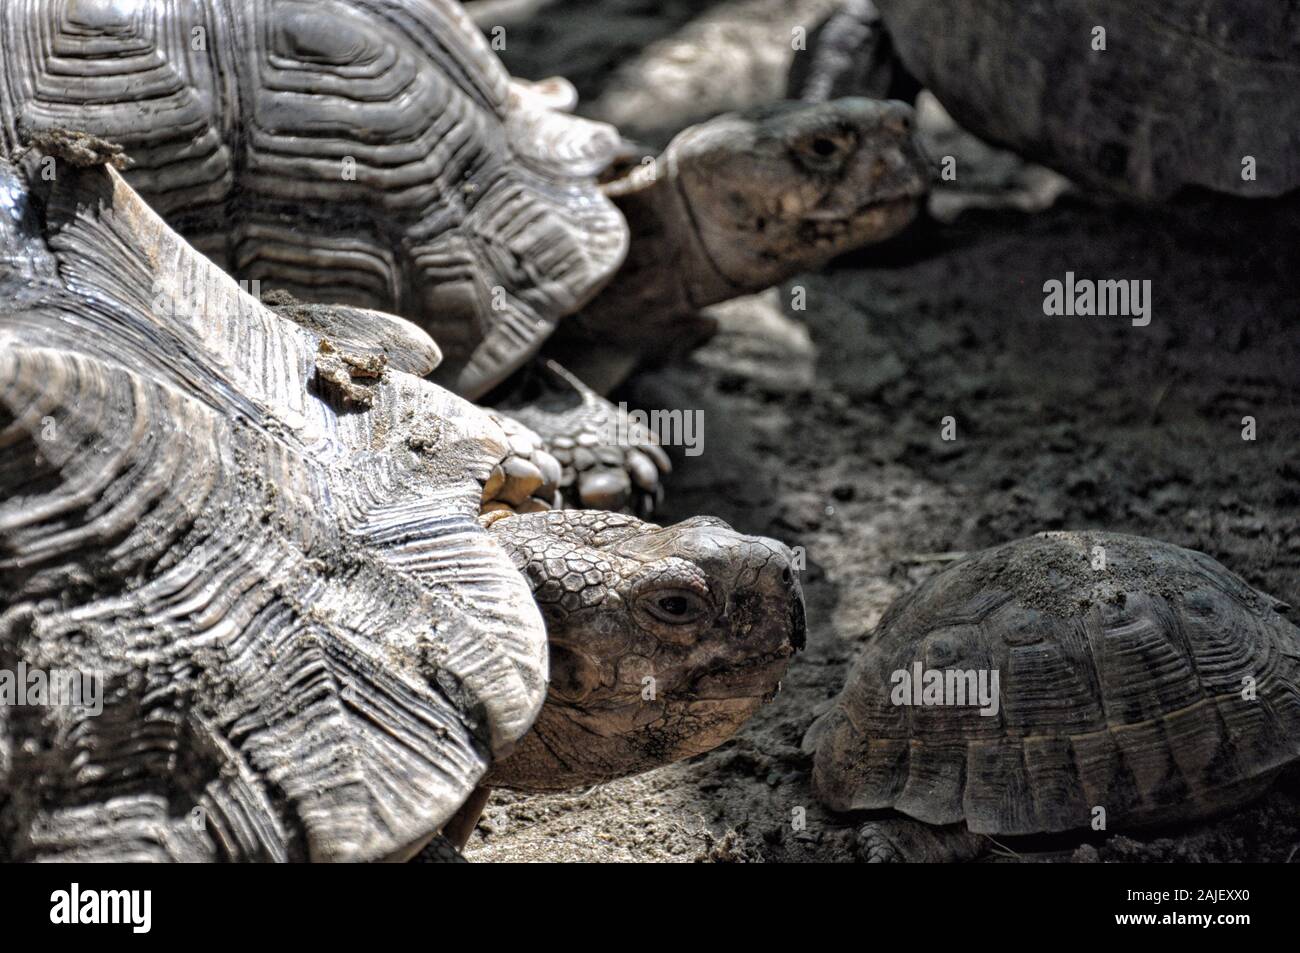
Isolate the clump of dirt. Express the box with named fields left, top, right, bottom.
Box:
left=314, top=339, right=385, bottom=407
left=20, top=127, right=130, bottom=169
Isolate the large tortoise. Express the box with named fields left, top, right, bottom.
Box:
left=807, top=531, right=1300, bottom=862
left=0, top=146, right=805, bottom=861
left=0, top=0, right=930, bottom=511
left=795, top=0, right=1300, bottom=201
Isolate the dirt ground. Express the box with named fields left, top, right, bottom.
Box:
left=463, top=0, right=1300, bottom=862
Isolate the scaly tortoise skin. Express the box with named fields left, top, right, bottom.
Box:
left=0, top=147, right=805, bottom=861
left=808, top=531, right=1300, bottom=861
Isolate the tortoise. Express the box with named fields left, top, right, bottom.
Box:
left=0, top=145, right=805, bottom=861
left=793, top=0, right=1300, bottom=201
left=544, top=96, right=927, bottom=393
left=806, top=531, right=1300, bottom=862
left=0, top=0, right=930, bottom=512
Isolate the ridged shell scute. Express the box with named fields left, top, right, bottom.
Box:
left=0, top=0, right=629, bottom=398
left=873, top=0, right=1300, bottom=199
left=0, top=154, right=548, bottom=861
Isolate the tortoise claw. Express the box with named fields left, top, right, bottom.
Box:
left=491, top=361, right=671, bottom=514
left=480, top=414, right=562, bottom=515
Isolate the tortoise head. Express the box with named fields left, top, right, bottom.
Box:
left=654, top=97, right=929, bottom=295
left=482, top=511, right=805, bottom=791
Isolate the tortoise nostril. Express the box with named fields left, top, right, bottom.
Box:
left=782, top=566, right=792, bottom=584
left=881, top=104, right=914, bottom=136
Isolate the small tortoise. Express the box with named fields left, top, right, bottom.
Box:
left=807, top=531, right=1300, bottom=862
left=0, top=0, right=929, bottom=512
left=0, top=149, right=804, bottom=861
left=795, top=0, right=1300, bottom=200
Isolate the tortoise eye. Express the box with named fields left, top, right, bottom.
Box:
left=792, top=130, right=856, bottom=172
left=811, top=137, right=839, bottom=157
left=639, top=589, right=710, bottom=625
left=659, top=596, right=690, bottom=616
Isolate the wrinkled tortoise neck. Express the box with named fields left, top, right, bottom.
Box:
left=610, top=147, right=748, bottom=311
left=544, top=151, right=741, bottom=392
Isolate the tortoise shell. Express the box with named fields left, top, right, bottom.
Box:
left=872, top=0, right=1300, bottom=200
left=0, top=0, right=627, bottom=398
left=811, top=531, right=1300, bottom=835
left=0, top=149, right=547, bottom=861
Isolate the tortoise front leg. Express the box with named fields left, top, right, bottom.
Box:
left=492, top=360, right=671, bottom=515
left=442, top=786, right=494, bottom=851
left=409, top=835, right=469, bottom=863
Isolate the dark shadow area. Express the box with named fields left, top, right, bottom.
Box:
left=487, top=0, right=741, bottom=99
